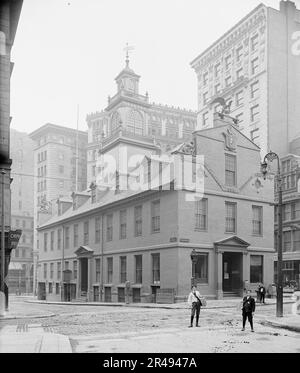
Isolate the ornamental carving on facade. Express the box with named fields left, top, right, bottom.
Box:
left=223, top=127, right=237, bottom=151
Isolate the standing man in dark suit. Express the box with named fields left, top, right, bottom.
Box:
left=241, top=289, right=255, bottom=332
left=259, top=284, right=266, bottom=304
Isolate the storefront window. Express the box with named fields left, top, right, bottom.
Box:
left=250, top=255, right=263, bottom=283
left=195, top=254, right=208, bottom=283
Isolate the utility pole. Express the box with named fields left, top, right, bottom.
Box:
left=1, top=170, right=6, bottom=294
left=261, top=151, right=283, bottom=317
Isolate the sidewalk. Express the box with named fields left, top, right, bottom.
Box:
left=0, top=324, right=72, bottom=353
left=25, top=295, right=294, bottom=310
left=257, top=314, right=300, bottom=333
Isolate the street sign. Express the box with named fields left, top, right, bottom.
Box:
left=0, top=229, right=22, bottom=251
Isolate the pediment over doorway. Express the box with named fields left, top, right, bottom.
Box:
left=74, top=245, right=94, bottom=257
left=214, top=235, right=250, bottom=252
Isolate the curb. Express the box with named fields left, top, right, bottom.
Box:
left=0, top=313, right=56, bottom=320
left=25, top=299, right=294, bottom=310
left=258, top=320, right=300, bottom=333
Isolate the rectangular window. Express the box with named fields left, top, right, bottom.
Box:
left=225, top=55, right=231, bottom=70
left=120, top=256, right=127, bottom=283
left=65, top=261, right=69, bottom=271
left=225, top=202, right=237, bottom=233
left=291, top=203, right=296, bottom=220
left=283, top=231, right=292, bottom=252
left=49, top=283, right=53, bottom=294
left=84, top=221, right=89, bottom=245
left=43, top=263, right=47, bottom=279
left=236, top=68, right=243, bottom=79
left=50, top=231, right=54, bottom=251
left=251, top=57, right=259, bottom=75
left=250, top=81, right=259, bottom=98
left=195, top=254, right=208, bottom=283
left=250, top=104, right=259, bottom=122
left=95, top=258, right=100, bottom=283
left=236, top=45, right=243, bottom=61
left=195, top=199, right=208, bottom=230
left=119, top=210, right=127, bottom=239
left=50, top=263, right=54, bottom=279
left=73, top=260, right=77, bottom=280
left=95, top=217, right=101, bottom=243
left=250, top=255, right=263, bottom=283
left=57, top=229, right=62, bottom=250
left=135, top=255, right=142, bottom=284
left=74, top=224, right=78, bottom=247
left=202, top=112, right=209, bottom=126
left=203, top=71, right=208, bottom=86
left=203, top=91, right=209, bottom=105
left=250, top=128, right=259, bottom=143
left=56, top=283, right=60, bottom=295
left=107, top=257, right=113, bottom=283
left=251, top=34, right=259, bottom=52
left=151, top=200, right=160, bottom=233
left=134, top=205, right=142, bottom=237
left=225, top=154, right=236, bottom=187
left=106, top=214, right=113, bottom=242
left=293, top=230, right=300, bottom=251
left=65, top=227, right=70, bottom=249
left=252, top=206, right=263, bottom=235
left=214, top=83, right=221, bottom=95
left=236, top=90, right=243, bottom=106
left=214, top=62, right=221, bottom=77
left=225, top=75, right=232, bottom=87
left=152, top=253, right=160, bottom=283
left=235, top=112, right=243, bottom=125
left=44, top=233, right=48, bottom=252
left=57, top=262, right=61, bottom=280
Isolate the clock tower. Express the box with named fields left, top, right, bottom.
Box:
left=115, top=54, right=140, bottom=95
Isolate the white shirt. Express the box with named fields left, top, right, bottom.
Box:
left=188, top=290, right=201, bottom=306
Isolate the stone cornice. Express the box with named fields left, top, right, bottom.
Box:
left=190, top=4, right=267, bottom=72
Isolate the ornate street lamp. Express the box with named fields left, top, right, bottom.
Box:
left=261, top=151, right=283, bottom=317
left=190, top=249, right=198, bottom=287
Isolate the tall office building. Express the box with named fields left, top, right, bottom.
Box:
left=190, top=0, right=300, bottom=158
left=8, top=129, right=35, bottom=293
left=29, top=123, right=88, bottom=294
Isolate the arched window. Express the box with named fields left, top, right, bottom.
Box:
left=111, top=111, right=121, bottom=133
left=127, top=110, right=143, bottom=135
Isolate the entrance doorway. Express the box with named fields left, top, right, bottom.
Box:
left=80, top=258, right=88, bottom=295
left=222, top=252, right=243, bottom=295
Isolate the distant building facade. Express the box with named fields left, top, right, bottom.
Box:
left=29, top=123, right=88, bottom=294
left=190, top=0, right=300, bottom=158
left=274, top=154, right=300, bottom=287
left=36, top=115, right=274, bottom=302
left=8, top=129, right=35, bottom=293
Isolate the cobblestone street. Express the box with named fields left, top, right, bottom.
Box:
left=1, top=296, right=299, bottom=353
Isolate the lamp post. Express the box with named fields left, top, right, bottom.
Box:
left=260, top=151, right=283, bottom=317
left=190, top=249, right=198, bottom=287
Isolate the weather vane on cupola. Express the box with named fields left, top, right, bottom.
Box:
left=123, top=42, right=135, bottom=67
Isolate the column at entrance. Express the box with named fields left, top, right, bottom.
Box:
left=216, top=251, right=223, bottom=299
left=87, top=257, right=92, bottom=301
left=76, top=258, right=81, bottom=299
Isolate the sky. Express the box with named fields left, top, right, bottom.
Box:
left=10, top=0, right=298, bottom=134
